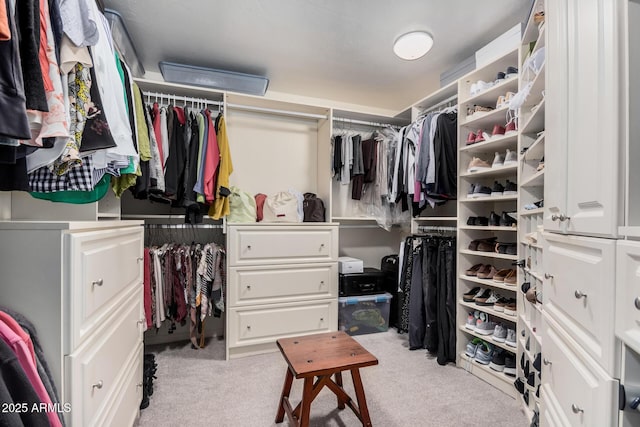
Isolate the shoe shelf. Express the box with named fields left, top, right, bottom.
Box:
left=520, top=207, right=544, bottom=216
left=522, top=63, right=546, bottom=109
left=529, top=22, right=546, bottom=55
left=459, top=249, right=518, bottom=260
left=521, top=133, right=545, bottom=161
left=460, top=164, right=518, bottom=179
left=520, top=169, right=544, bottom=188
left=460, top=194, right=518, bottom=203
left=522, top=0, right=545, bottom=44
left=520, top=239, right=543, bottom=250
left=519, top=336, right=535, bottom=364
left=519, top=99, right=545, bottom=135
left=460, top=225, right=517, bottom=232
left=458, top=352, right=518, bottom=397
left=459, top=274, right=520, bottom=292
left=461, top=75, right=520, bottom=106
left=458, top=325, right=517, bottom=353
left=459, top=300, right=518, bottom=323
left=460, top=133, right=518, bottom=154
left=460, top=106, right=511, bottom=128
left=519, top=314, right=542, bottom=347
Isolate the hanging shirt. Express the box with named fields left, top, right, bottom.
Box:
left=209, top=115, right=233, bottom=219
left=202, top=109, right=220, bottom=203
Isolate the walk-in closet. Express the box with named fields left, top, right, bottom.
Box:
left=1, top=0, right=639, bottom=426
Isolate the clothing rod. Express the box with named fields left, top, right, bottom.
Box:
left=333, top=117, right=401, bottom=129
left=226, top=103, right=327, bottom=120
left=144, top=224, right=223, bottom=229
left=420, top=93, right=458, bottom=115
left=417, top=225, right=457, bottom=232
left=143, top=91, right=223, bottom=107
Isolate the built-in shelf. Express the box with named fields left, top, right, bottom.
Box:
left=520, top=207, right=544, bottom=216
left=460, top=225, right=518, bottom=232
left=460, top=164, right=518, bottom=179
left=459, top=274, right=519, bottom=292
left=460, top=249, right=518, bottom=260
left=461, top=106, right=511, bottom=129
left=519, top=314, right=542, bottom=347
left=459, top=326, right=517, bottom=353
left=461, top=194, right=518, bottom=203
left=414, top=216, right=458, bottom=222
left=459, top=352, right=518, bottom=391
left=520, top=99, right=545, bottom=135
left=523, top=133, right=545, bottom=161
left=521, top=170, right=544, bottom=188
left=461, top=74, right=520, bottom=107
left=460, top=133, right=518, bottom=154
left=459, top=300, right=519, bottom=322
left=522, top=63, right=546, bottom=109
left=520, top=239, right=543, bottom=249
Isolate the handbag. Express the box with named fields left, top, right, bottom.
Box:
left=228, top=186, right=257, bottom=223
left=262, top=191, right=301, bottom=222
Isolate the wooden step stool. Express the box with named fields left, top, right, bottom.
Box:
left=275, top=331, right=378, bottom=427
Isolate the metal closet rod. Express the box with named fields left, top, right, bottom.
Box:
left=226, top=103, right=327, bottom=120
left=419, top=93, right=458, bottom=116
left=417, top=225, right=457, bottom=232
left=144, top=91, right=223, bottom=108
left=144, top=223, right=223, bottom=229
left=333, top=117, right=402, bottom=129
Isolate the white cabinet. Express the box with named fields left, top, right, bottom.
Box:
left=543, top=231, right=618, bottom=376
left=541, top=313, right=619, bottom=426
left=0, top=221, right=144, bottom=426
left=616, top=240, right=640, bottom=354
left=226, top=223, right=339, bottom=359
left=544, top=0, right=624, bottom=237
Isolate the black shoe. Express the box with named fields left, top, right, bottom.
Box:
left=521, top=281, right=531, bottom=293
left=491, top=181, right=505, bottom=196
left=523, top=389, right=529, bottom=405
left=467, top=216, right=477, bottom=225
left=533, top=353, right=541, bottom=372
left=489, top=211, right=500, bottom=226
left=476, top=216, right=489, bottom=226
left=504, top=354, right=516, bottom=376
left=514, top=377, right=525, bottom=394
left=503, top=180, right=518, bottom=195
left=473, top=185, right=492, bottom=198
left=489, top=349, right=506, bottom=372
left=527, top=371, right=536, bottom=387
left=500, top=211, right=517, bottom=227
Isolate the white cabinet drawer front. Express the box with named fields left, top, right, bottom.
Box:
left=228, top=300, right=337, bottom=347
left=229, top=263, right=338, bottom=306
left=65, top=290, right=143, bottom=427
left=543, top=232, right=617, bottom=373
left=68, top=226, right=143, bottom=351
left=228, top=226, right=338, bottom=265
left=100, top=342, right=143, bottom=427
left=541, top=314, right=618, bottom=427
left=616, top=241, right=640, bottom=354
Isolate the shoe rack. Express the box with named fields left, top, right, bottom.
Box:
left=516, top=0, right=546, bottom=421
left=456, top=47, right=520, bottom=397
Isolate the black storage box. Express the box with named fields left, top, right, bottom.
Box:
left=339, top=267, right=386, bottom=296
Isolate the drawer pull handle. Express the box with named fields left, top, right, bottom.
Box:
left=543, top=358, right=552, bottom=366
left=246, top=326, right=251, bottom=331
left=320, top=317, right=324, bottom=322
left=246, top=285, right=251, bottom=291
left=571, top=404, right=584, bottom=414
left=544, top=273, right=554, bottom=279
left=551, top=214, right=560, bottom=222
left=320, top=280, right=325, bottom=286
left=137, top=257, right=143, bottom=263
left=247, top=245, right=251, bottom=250
left=137, top=382, right=143, bottom=388
left=137, top=319, right=145, bottom=325
left=92, top=279, right=104, bottom=288
left=92, top=380, right=104, bottom=390
left=574, top=290, right=587, bottom=299
left=634, top=297, right=640, bottom=310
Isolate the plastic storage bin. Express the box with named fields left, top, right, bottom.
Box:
left=338, top=292, right=392, bottom=336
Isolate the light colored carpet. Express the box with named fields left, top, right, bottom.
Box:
left=136, top=331, right=528, bottom=427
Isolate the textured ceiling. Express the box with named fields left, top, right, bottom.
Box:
left=103, top=0, right=532, bottom=112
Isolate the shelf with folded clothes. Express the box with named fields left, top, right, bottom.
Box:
left=459, top=274, right=519, bottom=292
left=459, top=249, right=519, bottom=261
left=458, top=352, right=518, bottom=390
left=459, top=325, right=517, bottom=353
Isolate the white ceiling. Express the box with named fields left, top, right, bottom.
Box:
left=102, top=0, right=532, bottom=113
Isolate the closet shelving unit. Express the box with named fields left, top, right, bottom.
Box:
left=455, top=47, right=520, bottom=397
left=516, top=0, right=546, bottom=420
left=408, top=81, right=459, bottom=234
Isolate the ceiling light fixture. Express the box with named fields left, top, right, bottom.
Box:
left=393, top=31, right=434, bottom=61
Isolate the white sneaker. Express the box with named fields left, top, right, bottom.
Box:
left=492, top=151, right=505, bottom=168
left=503, top=149, right=518, bottom=166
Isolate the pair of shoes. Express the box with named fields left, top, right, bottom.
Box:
left=492, top=323, right=508, bottom=342
left=467, top=216, right=489, bottom=226
left=468, top=236, right=497, bottom=252
left=505, top=328, right=517, bottom=347
left=504, top=300, right=518, bottom=317
left=492, top=149, right=518, bottom=168
left=490, top=180, right=517, bottom=197
left=489, top=348, right=508, bottom=372
left=523, top=199, right=544, bottom=210
left=474, top=310, right=497, bottom=335
left=504, top=353, right=517, bottom=376
left=534, top=11, right=545, bottom=25
left=476, top=264, right=498, bottom=279
left=495, top=243, right=517, bottom=255
left=536, top=156, right=545, bottom=171
left=489, top=211, right=501, bottom=226
left=495, top=268, right=517, bottom=284
left=470, top=80, right=495, bottom=96
left=467, top=157, right=492, bottom=173
left=496, top=91, right=516, bottom=109
left=491, top=124, right=506, bottom=137
left=475, top=289, right=502, bottom=308
left=464, top=265, right=484, bottom=278
left=468, top=129, right=492, bottom=145
left=468, top=104, right=494, bottom=117
left=505, top=118, right=518, bottom=135
left=465, top=337, right=484, bottom=356
left=474, top=340, right=494, bottom=365
left=467, top=183, right=492, bottom=198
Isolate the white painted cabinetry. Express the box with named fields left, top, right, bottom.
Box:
left=226, top=223, right=339, bottom=359
left=0, top=221, right=144, bottom=426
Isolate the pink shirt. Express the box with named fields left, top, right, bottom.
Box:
left=0, top=311, right=62, bottom=427
left=203, top=110, right=220, bottom=203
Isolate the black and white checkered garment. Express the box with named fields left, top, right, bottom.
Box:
left=29, top=155, right=96, bottom=192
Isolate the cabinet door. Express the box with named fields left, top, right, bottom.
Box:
left=563, top=0, right=622, bottom=237
left=541, top=314, right=619, bottom=427
left=616, top=241, right=640, bottom=354
left=544, top=0, right=569, bottom=233
left=543, top=232, right=618, bottom=375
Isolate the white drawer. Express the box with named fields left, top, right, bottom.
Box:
left=99, top=342, right=143, bottom=427
left=228, top=299, right=337, bottom=348
left=65, top=288, right=143, bottom=427
left=542, top=232, right=618, bottom=374
left=228, top=263, right=338, bottom=307
left=228, top=225, right=338, bottom=266
left=67, top=226, right=143, bottom=351
left=541, top=313, right=618, bottom=427
left=616, top=241, right=640, bottom=354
